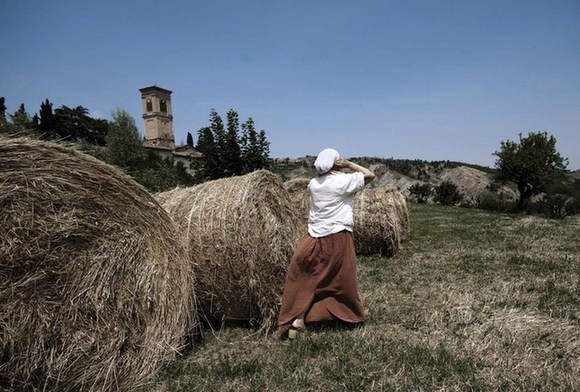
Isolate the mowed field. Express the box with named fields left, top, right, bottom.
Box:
left=146, top=204, right=579, bottom=392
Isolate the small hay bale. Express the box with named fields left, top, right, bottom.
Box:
left=0, top=137, right=195, bottom=392
left=353, top=187, right=410, bottom=257
left=155, top=170, right=301, bottom=331
left=283, top=177, right=311, bottom=232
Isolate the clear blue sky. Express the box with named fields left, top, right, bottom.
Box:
left=1, top=0, right=579, bottom=169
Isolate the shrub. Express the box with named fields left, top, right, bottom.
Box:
left=540, top=194, right=578, bottom=219
left=409, top=183, right=433, bottom=204
left=434, top=181, right=463, bottom=206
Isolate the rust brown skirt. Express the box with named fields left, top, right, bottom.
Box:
left=278, top=230, right=365, bottom=326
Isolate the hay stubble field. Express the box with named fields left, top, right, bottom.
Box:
left=147, top=204, right=579, bottom=392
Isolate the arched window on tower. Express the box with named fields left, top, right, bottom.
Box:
left=146, top=99, right=153, bottom=112
left=160, top=99, right=167, bottom=113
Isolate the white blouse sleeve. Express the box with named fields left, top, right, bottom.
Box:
left=342, top=172, right=365, bottom=194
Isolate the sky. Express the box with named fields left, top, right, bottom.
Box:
left=1, top=0, right=579, bottom=169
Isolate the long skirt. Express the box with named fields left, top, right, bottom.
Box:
left=277, top=230, right=365, bottom=326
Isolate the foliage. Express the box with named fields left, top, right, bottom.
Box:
left=494, top=132, right=568, bottom=210
left=37, top=99, right=57, bottom=138
left=434, top=180, right=463, bottom=205
left=223, top=109, right=243, bottom=176
left=0, top=96, right=196, bottom=192
left=240, top=117, right=270, bottom=173
left=135, top=153, right=197, bottom=193
left=193, top=127, right=219, bottom=181
left=54, top=105, right=109, bottom=145
left=102, top=109, right=195, bottom=192
left=409, top=183, right=433, bottom=203
left=0, top=97, right=109, bottom=145
left=9, top=104, right=33, bottom=129
left=104, top=108, right=146, bottom=172
left=0, top=119, right=36, bottom=138
left=194, top=109, right=271, bottom=182
left=0, top=97, right=6, bottom=122
left=475, top=190, right=514, bottom=212
left=186, top=132, right=194, bottom=147
left=540, top=194, right=578, bottom=219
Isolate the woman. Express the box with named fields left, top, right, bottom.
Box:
left=278, top=148, right=375, bottom=338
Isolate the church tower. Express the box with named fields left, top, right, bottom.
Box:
left=140, top=85, right=175, bottom=150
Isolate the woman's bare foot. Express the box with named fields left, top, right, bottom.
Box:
left=291, top=318, right=306, bottom=331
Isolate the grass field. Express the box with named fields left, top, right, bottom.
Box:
left=145, top=204, right=579, bottom=391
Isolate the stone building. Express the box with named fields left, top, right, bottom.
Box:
left=139, top=85, right=202, bottom=174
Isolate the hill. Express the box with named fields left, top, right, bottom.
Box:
left=270, top=157, right=518, bottom=205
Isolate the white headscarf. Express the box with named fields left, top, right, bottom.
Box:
left=314, top=148, right=340, bottom=174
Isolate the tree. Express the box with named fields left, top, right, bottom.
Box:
left=10, top=104, right=32, bottom=129
left=0, top=97, right=7, bottom=122
left=194, top=126, right=221, bottom=181
left=38, top=99, right=57, bottom=138
left=104, top=108, right=145, bottom=172
left=209, top=108, right=226, bottom=161
left=54, top=105, right=108, bottom=145
left=186, top=132, right=194, bottom=147
left=0, top=100, right=35, bottom=136
left=240, top=117, right=270, bottom=172
left=493, top=132, right=568, bottom=210
left=223, top=109, right=243, bottom=176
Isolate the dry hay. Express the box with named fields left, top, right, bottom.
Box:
left=155, top=170, right=301, bottom=331
left=283, top=177, right=310, bottom=232
left=0, top=137, right=195, bottom=392
left=353, top=187, right=410, bottom=257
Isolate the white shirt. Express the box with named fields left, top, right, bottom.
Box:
left=307, top=171, right=365, bottom=238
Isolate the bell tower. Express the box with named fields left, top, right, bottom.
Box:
left=140, top=85, right=175, bottom=149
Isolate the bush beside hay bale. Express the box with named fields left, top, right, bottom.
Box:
left=155, top=170, right=302, bottom=332
left=353, top=187, right=410, bottom=257
left=0, top=137, right=195, bottom=392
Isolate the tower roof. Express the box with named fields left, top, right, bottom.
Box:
left=139, top=85, right=172, bottom=95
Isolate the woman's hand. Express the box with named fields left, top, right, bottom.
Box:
left=334, top=157, right=375, bottom=184
left=333, top=157, right=351, bottom=169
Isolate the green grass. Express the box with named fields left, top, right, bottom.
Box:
left=145, top=204, right=579, bottom=391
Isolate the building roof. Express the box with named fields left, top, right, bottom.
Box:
left=174, top=144, right=204, bottom=158
left=143, top=142, right=203, bottom=158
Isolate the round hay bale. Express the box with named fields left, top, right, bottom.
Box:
left=0, top=137, right=195, bottom=392
left=155, top=170, right=301, bottom=331
left=353, top=187, right=410, bottom=257
left=283, top=177, right=311, bottom=232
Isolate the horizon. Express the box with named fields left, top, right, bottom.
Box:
left=1, top=1, right=579, bottom=170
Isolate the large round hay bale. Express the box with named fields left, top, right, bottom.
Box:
left=0, top=137, right=195, bottom=392
left=283, top=177, right=311, bottom=232
left=156, top=170, right=301, bottom=331
left=353, top=187, right=410, bottom=257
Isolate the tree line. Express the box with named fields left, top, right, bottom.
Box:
left=0, top=97, right=271, bottom=192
